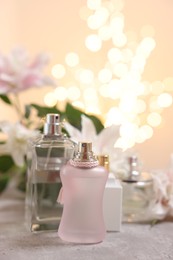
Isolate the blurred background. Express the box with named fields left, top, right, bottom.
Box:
left=0, top=0, right=173, bottom=170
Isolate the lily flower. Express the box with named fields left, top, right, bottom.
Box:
left=150, top=162, right=173, bottom=219
left=0, top=121, right=39, bottom=167
left=64, top=115, right=121, bottom=171
left=0, top=48, right=55, bottom=94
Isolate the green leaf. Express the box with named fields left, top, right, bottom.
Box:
left=65, top=103, right=104, bottom=134
left=17, top=164, right=27, bottom=192
left=0, top=174, right=9, bottom=193
left=65, top=103, right=83, bottom=130
left=24, top=105, right=31, bottom=119
left=0, top=95, right=12, bottom=105
left=86, top=115, right=104, bottom=134
left=150, top=219, right=159, bottom=228
left=31, top=104, right=62, bottom=118
left=0, top=155, right=14, bottom=173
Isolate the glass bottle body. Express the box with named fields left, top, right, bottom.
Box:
left=117, top=156, right=154, bottom=223
left=122, top=177, right=153, bottom=223
left=26, top=134, right=75, bottom=232
left=58, top=163, right=108, bottom=244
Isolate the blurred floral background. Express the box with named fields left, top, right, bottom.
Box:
left=0, top=48, right=121, bottom=193
left=1, top=48, right=173, bottom=222
left=0, top=0, right=173, bottom=224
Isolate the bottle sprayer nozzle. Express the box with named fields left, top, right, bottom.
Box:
left=46, top=114, right=60, bottom=124
left=44, top=113, right=62, bottom=136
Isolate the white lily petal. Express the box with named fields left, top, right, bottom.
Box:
left=64, top=116, right=121, bottom=173
left=152, top=171, right=169, bottom=199
left=0, top=121, right=39, bottom=167
left=0, top=121, right=13, bottom=134
left=0, top=143, right=10, bottom=155
left=150, top=201, right=168, bottom=220
left=64, top=122, right=83, bottom=142
left=12, top=149, right=25, bottom=167
left=93, top=125, right=119, bottom=154
left=108, top=147, right=125, bottom=173
left=81, top=115, right=97, bottom=141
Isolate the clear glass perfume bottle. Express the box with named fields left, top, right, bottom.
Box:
left=26, top=113, right=76, bottom=232
left=121, top=156, right=154, bottom=223
left=58, top=142, right=108, bottom=244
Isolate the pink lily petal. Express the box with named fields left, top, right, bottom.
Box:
left=30, top=53, right=50, bottom=70
left=0, top=48, right=54, bottom=94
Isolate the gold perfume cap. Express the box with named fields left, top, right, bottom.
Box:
left=97, top=155, right=109, bottom=171
left=73, top=142, right=98, bottom=162
left=78, top=142, right=92, bottom=154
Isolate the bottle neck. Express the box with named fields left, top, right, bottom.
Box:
left=70, top=142, right=98, bottom=168
left=43, top=133, right=64, bottom=140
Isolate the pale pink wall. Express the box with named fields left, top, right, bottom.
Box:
left=0, top=0, right=173, bottom=170
left=124, top=0, right=173, bottom=81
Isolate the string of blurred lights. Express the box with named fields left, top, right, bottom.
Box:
left=44, top=0, right=173, bottom=150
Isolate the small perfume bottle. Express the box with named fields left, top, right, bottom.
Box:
left=97, top=155, right=122, bottom=232
left=58, top=142, right=108, bottom=244
left=121, top=156, right=154, bottom=223
left=26, top=113, right=75, bottom=232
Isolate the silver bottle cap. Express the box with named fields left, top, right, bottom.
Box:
left=73, top=142, right=98, bottom=162
left=128, top=155, right=139, bottom=179
left=44, top=113, right=62, bottom=136
left=123, top=155, right=152, bottom=184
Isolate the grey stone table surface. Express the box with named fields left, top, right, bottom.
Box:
left=0, top=186, right=173, bottom=260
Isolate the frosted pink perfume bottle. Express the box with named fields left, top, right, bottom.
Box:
left=58, top=142, right=108, bottom=244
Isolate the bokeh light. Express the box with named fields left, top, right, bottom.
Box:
left=147, top=112, right=162, bottom=127
left=157, top=93, right=173, bottom=108
left=47, top=0, right=173, bottom=150
left=54, top=87, right=67, bottom=101
left=98, top=68, right=112, bottom=83
left=44, top=92, right=57, bottom=107
left=65, top=52, right=79, bottom=67
left=51, top=64, right=66, bottom=79
left=85, top=34, right=102, bottom=52
left=67, top=86, right=81, bottom=101
left=78, top=69, right=94, bottom=84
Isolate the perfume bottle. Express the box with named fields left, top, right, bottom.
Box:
left=97, top=155, right=122, bottom=232
left=121, top=156, right=154, bottom=223
left=26, top=113, right=75, bottom=232
left=58, top=142, right=108, bottom=244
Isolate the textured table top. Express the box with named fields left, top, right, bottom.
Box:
left=0, top=186, right=173, bottom=260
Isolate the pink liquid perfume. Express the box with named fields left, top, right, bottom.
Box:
left=58, top=142, right=108, bottom=244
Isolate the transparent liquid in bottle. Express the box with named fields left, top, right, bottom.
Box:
left=25, top=114, right=75, bottom=232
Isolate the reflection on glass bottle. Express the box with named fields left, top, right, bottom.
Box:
left=121, top=156, right=154, bottom=223
left=25, top=114, right=75, bottom=232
